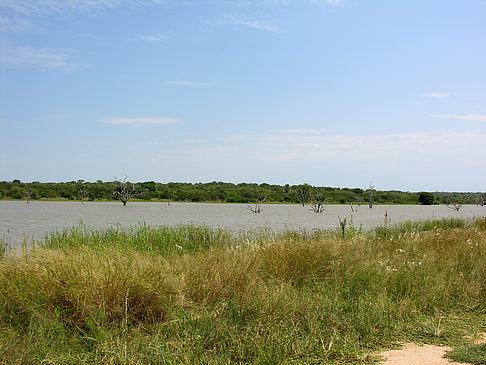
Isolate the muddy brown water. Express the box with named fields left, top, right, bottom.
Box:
left=1, top=201, right=485, bottom=247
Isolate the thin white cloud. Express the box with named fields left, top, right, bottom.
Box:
left=136, top=34, right=169, bottom=42
left=102, top=117, right=180, bottom=125
left=430, top=114, right=486, bottom=121
left=214, top=146, right=239, bottom=152
left=221, top=16, right=281, bottom=33
left=311, top=0, right=343, bottom=6
left=220, top=131, right=486, bottom=163
left=174, top=131, right=485, bottom=191
left=0, top=41, right=78, bottom=69
left=0, top=16, right=33, bottom=32
left=277, top=128, right=325, bottom=134
left=422, top=92, right=451, bottom=98
left=165, top=80, right=208, bottom=87
left=324, top=0, right=342, bottom=5
left=0, top=0, right=166, bottom=17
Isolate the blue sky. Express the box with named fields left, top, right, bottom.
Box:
left=0, top=0, right=485, bottom=191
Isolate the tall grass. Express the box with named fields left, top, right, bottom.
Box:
left=1, top=217, right=485, bottom=364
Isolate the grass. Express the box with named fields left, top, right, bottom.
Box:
left=1, top=217, right=486, bottom=364
left=446, top=343, right=486, bottom=364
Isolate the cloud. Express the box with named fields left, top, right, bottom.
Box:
left=0, top=0, right=166, bottom=17
left=136, top=34, right=169, bottom=42
left=0, top=16, right=33, bottom=32
left=323, top=0, right=342, bottom=5
left=277, top=128, right=325, bottom=134
left=165, top=80, right=208, bottom=87
left=214, top=146, right=239, bottom=152
left=0, top=40, right=79, bottom=69
left=430, top=114, right=486, bottom=121
left=171, top=130, right=485, bottom=190
left=217, top=130, right=486, bottom=163
left=422, top=92, right=451, bottom=98
left=101, top=117, right=180, bottom=125
left=311, top=0, right=343, bottom=6
left=221, top=16, right=281, bottom=33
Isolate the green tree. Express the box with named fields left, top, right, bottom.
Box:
left=418, top=192, right=435, bottom=205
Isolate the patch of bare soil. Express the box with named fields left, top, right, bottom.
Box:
left=378, top=334, right=486, bottom=365
left=471, top=333, right=486, bottom=345
left=379, top=343, right=471, bottom=365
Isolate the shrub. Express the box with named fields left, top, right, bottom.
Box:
left=418, top=192, right=435, bottom=205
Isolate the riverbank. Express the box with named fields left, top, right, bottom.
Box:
left=1, top=218, right=486, bottom=363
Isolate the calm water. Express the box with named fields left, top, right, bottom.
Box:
left=1, top=201, right=485, bottom=247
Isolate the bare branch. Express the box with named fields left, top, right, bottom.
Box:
left=350, top=195, right=363, bottom=212
left=310, top=188, right=327, bottom=213
left=366, top=184, right=376, bottom=209
left=113, top=175, right=137, bottom=206
left=79, top=188, right=89, bottom=204
left=296, top=186, right=310, bottom=207
left=477, top=193, right=485, bottom=207
left=24, top=189, right=31, bottom=204
left=248, top=198, right=265, bottom=213
left=445, top=195, right=461, bottom=211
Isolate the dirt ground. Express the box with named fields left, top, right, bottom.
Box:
left=379, top=343, right=470, bottom=365
left=378, top=334, right=486, bottom=365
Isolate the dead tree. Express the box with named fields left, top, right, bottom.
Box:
left=350, top=195, right=363, bottom=212
left=366, top=184, right=376, bottom=208
left=24, top=189, right=31, bottom=204
left=248, top=198, right=265, bottom=213
left=310, top=188, right=327, bottom=213
left=296, top=186, right=310, bottom=207
left=477, top=193, right=485, bottom=207
left=446, top=195, right=461, bottom=211
left=79, top=188, right=89, bottom=204
left=113, top=175, right=137, bottom=206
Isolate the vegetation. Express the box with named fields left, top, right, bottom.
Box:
left=418, top=191, right=435, bottom=205
left=1, top=218, right=486, bottom=364
left=0, top=179, right=483, bottom=205
left=446, top=343, right=486, bottom=364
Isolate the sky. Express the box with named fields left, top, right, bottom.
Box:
left=0, top=0, right=485, bottom=192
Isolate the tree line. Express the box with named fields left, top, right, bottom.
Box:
left=0, top=179, right=484, bottom=206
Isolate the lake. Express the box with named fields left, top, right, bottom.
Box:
left=1, top=201, right=485, bottom=247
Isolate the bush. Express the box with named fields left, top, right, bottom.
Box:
left=418, top=192, right=435, bottom=205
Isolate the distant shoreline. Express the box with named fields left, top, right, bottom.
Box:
left=2, top=198, right=483, bottom=207
left=1, top=180, right=484, bottom=206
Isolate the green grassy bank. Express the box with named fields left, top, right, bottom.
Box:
left=1, top=218, right=486, bottom=364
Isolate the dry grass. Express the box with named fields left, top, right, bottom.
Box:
left=1, top=218, right=485, bottom=364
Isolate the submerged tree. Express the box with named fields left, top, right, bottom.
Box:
left=477, top=193, right=485, bottom=207
left=310, top=188, right=327, bottom=213
left=113, top=175, right=137, bottom=206
left=79, top=188, right=89, bottom=204
left=366, top=184, right=376, bottom=208
left=446, top=195, right=461, bottom=211
left=248, top=198, right=265, bottom=213
left=350, top=195, right=364, bottom=212
left=24, top=189, right=31, bottom=204
left=296, top=185, right=311, bottom=207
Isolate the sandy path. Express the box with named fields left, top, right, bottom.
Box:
left=379, top=343, right=471, bottom=365
left=379, top=334, right=485, bottom=365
